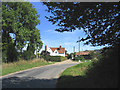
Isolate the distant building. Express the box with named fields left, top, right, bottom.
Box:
left=75, top=51, right=90, bottom=56
left=75, top=51, right=91, bottom=59
left=45, top=45, right=65, bottom=57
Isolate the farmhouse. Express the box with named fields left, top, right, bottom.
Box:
left=75, top=51, right=90, bottom=56
left=75, top=51, right=91, bottom=59
left=45, top=45, right=65, bottom=57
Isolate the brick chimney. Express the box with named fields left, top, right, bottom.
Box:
left=59, top=45, right=61, bottom=48
left=45, top=45, right=47, bottom=51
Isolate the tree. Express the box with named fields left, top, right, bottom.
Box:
left=2, top=2, right=43, bottom=62
left=65, top=50, right=68, bottom=54
left=43, top=2, right=120, bottom=47
left=40, top=50, right=50, bottom=56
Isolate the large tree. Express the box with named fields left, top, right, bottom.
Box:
left=43, top=2, right=120, bottom=47
left=2, top=2, right=43, bottom=62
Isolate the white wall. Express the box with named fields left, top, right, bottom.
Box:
left=47, top=48, right=65, bottom=57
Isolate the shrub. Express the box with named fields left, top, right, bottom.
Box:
left=74, top=55, right=85, bottom=61
left=2, top=51, right=7, bottom=63
left=89, top=51, right=101, bottom=59
left=60, top=56, right=67, bottom=61
left=21, top=51, right=36, bottom=60
left=41, top=55, right=67, bottom=62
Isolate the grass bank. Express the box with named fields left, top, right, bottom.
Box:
left=61, top=61, right=92, bottom=76
left=1, top=58, right=55, bottom=76
left=56, top=47, right=119, bottom=88
left=56, top=61, right=93, bottom=88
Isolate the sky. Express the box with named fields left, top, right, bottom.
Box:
left=30, top=2, right=106, bottom=54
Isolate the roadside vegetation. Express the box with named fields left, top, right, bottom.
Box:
left=61, top=61, right=93, bottom=77
left=2, top=54, right=67, bottom=76
left=41, top=55, right=67, bottom=62
left=56, top=46, right=119, bottom=88
left=1, top=58, right=56, bottom=76
left=2, top=2, right=43, bottom=63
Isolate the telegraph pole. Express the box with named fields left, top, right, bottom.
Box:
left=78, top=37, right=80, bottom=57
left=77, top=36, right=81, bottom=61
left=73, top=46, right=75, bottom=53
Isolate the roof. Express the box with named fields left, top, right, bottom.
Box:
left=76, top=51, right=90, bottom=55
left=50, top=47, right=65, bottom=54
left=65, top=54, right=68, bottom=56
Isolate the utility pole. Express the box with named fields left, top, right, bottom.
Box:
left=73, top=46, right=75, bottom=59
left=73, top=46, right=75, bottom=53
left=78, top=37, right=80, bottom=57
left=77, top=36, right=81, bottom=62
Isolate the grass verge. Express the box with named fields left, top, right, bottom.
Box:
left=1, top=58, right=55, bottom=76
left=61, top=61, right=92, bottom=76
left=56, top=61, right=93, bottom=88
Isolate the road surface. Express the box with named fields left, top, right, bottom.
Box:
left=1, top=60, right=80, bottom=88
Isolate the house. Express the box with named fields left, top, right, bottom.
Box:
left=75, top=51, right=90, bottom=56
left=75, top=51, right=91, bottom=59
left=45, top=45, right=65, bottom=57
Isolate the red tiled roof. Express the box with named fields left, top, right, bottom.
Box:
left=50, top=47, right=65, bottom=54
left=65, top=54, right=68, bottom=56
left=76, top=51, right=90, bottom=55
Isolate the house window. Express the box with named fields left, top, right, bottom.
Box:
left=55, top=51, right=57, bottom=53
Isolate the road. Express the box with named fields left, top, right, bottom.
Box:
left=1, top=60, right=80, bottom=88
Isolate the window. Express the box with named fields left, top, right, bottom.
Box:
left=55, top=51, right=57, bottom=53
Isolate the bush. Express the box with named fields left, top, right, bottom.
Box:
left=60, top=56, right=67, bottom=61
left=84, top=46, right=119, bottom=88
left=21, top=51, right=36, bottom=60
left=2, top=51, right=7, bottom=63
left=89, top=51, right=101, bottom=59
left=74, top=56, right=85, bottom=61
left=41, top=55, right=67, bottom=62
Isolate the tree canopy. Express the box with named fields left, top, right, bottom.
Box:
left=2, top=2, right=43, bottom=62
left=43, top=2, right=120, bottom=47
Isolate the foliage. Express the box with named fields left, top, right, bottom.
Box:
left=56, top=46, right=119, bottom=88
left=60, top=56, right=67, bottom=61
left=74, top=55, right=85, bottom=61
left=43, top=2, right=120, bottom=46
left=56, top=61, right=93, bottom=88
left=21, top=50, right=36, bottom=60
left=61, top=61, right=92, bottom=76
left=41, top=55, right=67, bottom=62
left=65, top=50, right=68, bottom=55
left=2, top=2, right=43, bottom=62
left=89, top=50, right=101, bottom=60
left=2, top=58, right=54, bottom=76
left=66, top=54, right=72, bottom=59
left=40, top=50, right=50, bottom=56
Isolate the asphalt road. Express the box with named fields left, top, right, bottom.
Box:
left=1, top=60, right=80, bottom=88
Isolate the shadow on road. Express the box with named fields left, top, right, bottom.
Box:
left=2, top=76, right=57, bottom=88
left=56, top=47, right=119, bottom=88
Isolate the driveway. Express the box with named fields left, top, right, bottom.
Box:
left=1, top=60, right=80, bottom=88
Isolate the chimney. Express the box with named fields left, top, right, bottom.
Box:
left=59, top=45, right=61, bottom=48
left=45, top=45, right=47, bottom=51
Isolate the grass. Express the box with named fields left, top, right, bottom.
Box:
left=56, top=48, right=119, bottom=88
left=61, top=61, right=92, bottom=76
left=56, top=61, right=93, bottom=88
left=1, top=58, right=55, bottom=76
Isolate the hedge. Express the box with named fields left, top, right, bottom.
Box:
left=41, top=55, right=67, bottom=62
left=74, top=56, right=85, bottom=61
